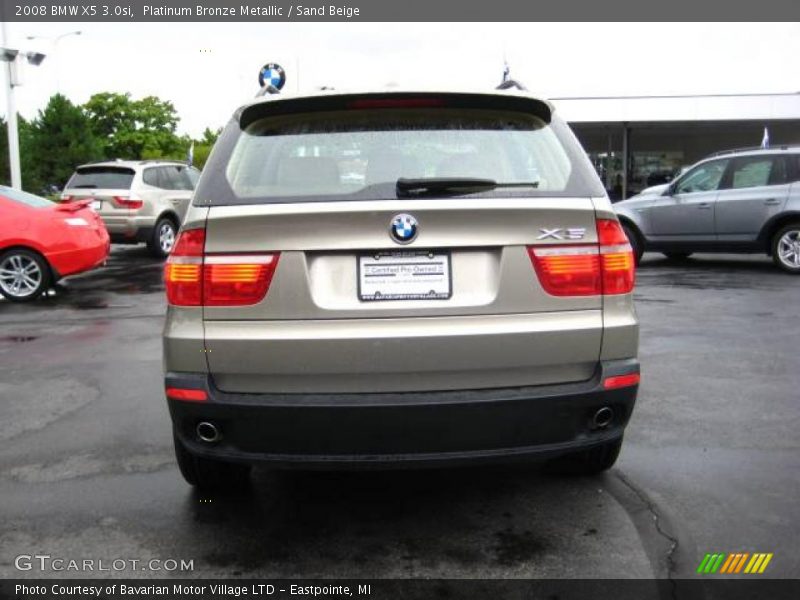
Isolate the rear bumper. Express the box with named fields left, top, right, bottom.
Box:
left=166, top=359, right=639, bottom=469
left=103, top=215, right=155, bottom=243
left=47, top=235, right=110, bottom=279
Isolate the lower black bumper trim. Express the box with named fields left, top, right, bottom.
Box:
left=166, top=359, right=639, bottom=468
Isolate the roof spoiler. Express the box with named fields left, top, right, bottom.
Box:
left=239, top=91, right=552, bottom=129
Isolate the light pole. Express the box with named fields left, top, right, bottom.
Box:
left=26, top=30, right=80, bottom=92
left=1, top=23, right=47, bottom=189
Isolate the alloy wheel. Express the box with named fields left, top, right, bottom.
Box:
left=777, top=229, right=800, bottom=269
left=159, top=222, right=176, bottom=254
left=0, top=253, right=43, bottom=299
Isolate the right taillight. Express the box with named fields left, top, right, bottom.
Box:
left=164, top=228, right=279, bottom=307
left=114, top=195, right=144, bottom=210
left=597, top=219, right=635, bottom=295
left=528, top=218, right=635, bottom=297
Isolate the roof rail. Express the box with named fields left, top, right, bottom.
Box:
left=707, top=145, right=796, bottom=158
left=80, top=158, right=184, bottom=166
left=81, top=158, right=125, bottom=165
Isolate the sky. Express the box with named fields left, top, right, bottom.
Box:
left=1, top=22, right=799, bottom=137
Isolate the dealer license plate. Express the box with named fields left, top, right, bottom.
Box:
left=358, top=251, right=452, bottom=301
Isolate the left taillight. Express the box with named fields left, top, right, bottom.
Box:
left=164, top=228, right=205, bottom=306
left=527, top=219, right=635, bottom=297
left=164, top=228, right=280, bottom=307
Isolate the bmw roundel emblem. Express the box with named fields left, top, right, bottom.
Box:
left=258, top=63, right=286, bottom=90
left=390, top=214, right=418, bottom=244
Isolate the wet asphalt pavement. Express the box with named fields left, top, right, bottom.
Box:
left=0, top=247, right=798, bottom=581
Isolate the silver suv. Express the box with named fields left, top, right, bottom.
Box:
left=62, top=160, right=200, bottom=258
left=162, top=88, right=640, bottom=488
left=615, top=147, right=800, bottom=273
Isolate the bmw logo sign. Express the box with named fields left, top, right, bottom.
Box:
left=390, top=214, right=418, bottom=244
left=258, top=63, right=286, bottom=90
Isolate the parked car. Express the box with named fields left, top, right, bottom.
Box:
left=615, top=147, right=800, bottom=273
left=162, top=88, right=640, bottom=489
left=0, top=185, right=109, bottom=302
left=61, top=160, right=200, bottom=258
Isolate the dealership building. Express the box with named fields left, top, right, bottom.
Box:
left=552, top=92, right=800, bottom=200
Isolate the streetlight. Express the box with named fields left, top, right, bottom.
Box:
left=1, top=23, right=47, bottom=189
left=26, top=30, right=81, bottom=92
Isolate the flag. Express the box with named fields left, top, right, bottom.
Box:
left=187, top=141, right=194, bottom=166
left=761, top=127, right=769, bottom=149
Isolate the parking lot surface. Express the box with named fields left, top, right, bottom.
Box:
left=0, top=248, right=798, bottom=579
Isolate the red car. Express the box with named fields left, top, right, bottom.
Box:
left=0, top=185, right=110, bottom=302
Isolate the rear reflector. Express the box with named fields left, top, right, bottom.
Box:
left=603, top=373, right=640, bottom=390
left=528, top=219, right=635, bottom=296
left=165, top=387, right=208, bottom=402
left=164, top=228, right=280, bottom=307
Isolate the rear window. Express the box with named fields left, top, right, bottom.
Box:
left=202, top=107, right=603, bottom=205
left=67, top=166, right=135, bottom=190
left=0, top=185, right=52, bottom=208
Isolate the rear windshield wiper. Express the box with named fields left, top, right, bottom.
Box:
left=72, top=184, right=97, bottom=189
left=396, top=177, right=539, bottom=197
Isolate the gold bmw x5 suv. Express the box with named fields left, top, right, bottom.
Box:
left=162, top=88, right=640, bottom=488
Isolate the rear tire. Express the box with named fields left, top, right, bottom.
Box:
left=0, top=248, right=51, bottom=302
left=173, top=431, right=251, bottom=490
left=662, top=252, right=693, bottom=260
left=771, top=223, right=800, bottom=274
left=622, top=224, right=644, bottom=265
left=547, top=438, right=623, bottom=476
left=147, top=217, right=178, bottom=259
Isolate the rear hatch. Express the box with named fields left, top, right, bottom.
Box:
left=174, top=93, right=620, bottom=394
left=63, top=165, right=142, bottom=225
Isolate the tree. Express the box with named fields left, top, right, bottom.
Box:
left=201, top=127, right=222, bottom=146
left=0, top=115, right=44, bottom=192
left=27, top=94, right=102, bottom=192
left=83, top=92, right=183, bottom=160
left=180, top=126, right=223, bottom=170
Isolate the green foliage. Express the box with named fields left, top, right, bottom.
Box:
left=192, top=144, right=213, bottom=170
left=201, top=127, right=222, bottom=146
left=0, top=91, right=222, bottom=192
left=27, top=94, right=103, bottom=191
left=84, top=92, right=183, bottom=160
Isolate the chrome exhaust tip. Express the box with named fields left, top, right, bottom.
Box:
left=196, top=421, right=221, bottom=443
left=592, top=407, right=614, bottom=429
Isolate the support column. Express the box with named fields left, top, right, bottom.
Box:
left=606, top=130, right=613, bottom=192
left=621, top=123, right=630, bottom=200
